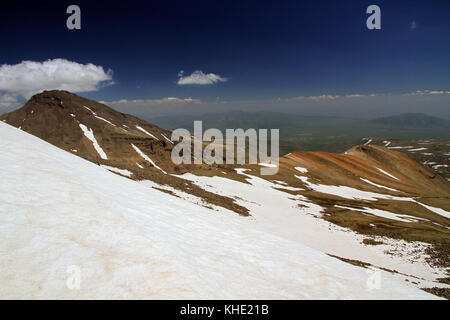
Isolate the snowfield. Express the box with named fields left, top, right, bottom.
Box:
left=0, top=122, right=438, bottom=299
left=179, top=170, right=448, bottom=286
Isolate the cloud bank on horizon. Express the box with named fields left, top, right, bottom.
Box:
left=0, top=59, right=114, bottom=108
left=104, top=90, right=450, bottom=120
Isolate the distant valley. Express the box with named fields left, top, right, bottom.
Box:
left=150, top=111, right=450, bottom=155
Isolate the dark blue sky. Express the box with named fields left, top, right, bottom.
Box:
left=0, top=0, right=449, bottom=118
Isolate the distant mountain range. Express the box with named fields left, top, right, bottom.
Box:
left=150, top=111, right=450, bottom=130
left=370, top=113, right=450, bottom=128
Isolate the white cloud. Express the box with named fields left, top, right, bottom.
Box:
left=286, top=90, right=449, bottom=101
left=345, top=94, right=365, bottom=98
left=308, top=94, right=340, bottom=101
left=289, top=94, right=340, bottom=101
left=0, top=59, right=114, bottom=99
left=403, top=90, right=450, bottom=96
left=0, top=93, right=20, bottom=110
left=177, top=70, right=228, bottom=85
left=99, top=90, right=450, bottom=119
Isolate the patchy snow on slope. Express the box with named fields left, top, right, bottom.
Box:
left=388, top=146, right=414, bottom=149
left=335, top=205, right=421, bottom=223
left=161, top=133, right=174, bottom=144
left=131, top=144, right=166, bottom=174
left=83, top=105, right=94, bottom=113
left=136, top=126, right=159, bottom=140
left=178, top=169, right=447, bottom=286
left=1, top=121, right=438, bottom=299
left=94, top=115, right=116, bottom=127
left=295, top=175, right=406, bottom=201
left=140, top=180, right=236, bottom=215
left=258, top=163, right=278, bottom=168
left=376, top=168, right=400, bottom=181
left=101, top=165, right=133, bottom=177
left=416, top=202, right=450, bottom=219
left=272, top=184, right=304, bottom=191
left=360, top=178, right=400, bottom=193
left=295, top=167, right=308, bottom=174
left=408, top=148, right=428, bottom=152
left=79, top=124, right=108, bottom=160
left=82, top=105, right=116, bottom=127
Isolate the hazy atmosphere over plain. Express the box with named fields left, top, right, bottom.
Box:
left=0, top=0, right=449, bottom=119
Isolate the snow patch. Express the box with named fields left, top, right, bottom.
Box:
left=94, top=115, right=116, bottom=127
left=360, top=178, right=400, bottom=192
left=416, top=202, right=450, bottom=219
left=295, top=175, right=411, bottom=202
left=131, top=144, right=166, bottom=174
left=101, top=165, right=133, bottom=177
left=161, top=133, right=174, bottom=144
left=388, top=146, right=414, bottom=149
left=83, top=105, right=94, bottom=113
left=79, top=124, right=108, bottom=160
left=136, top=126, right=159, bottom=140
left=335, top=205, right=421, bottom=223
left=408, top=148, right=428, bottom=152
left=258, top=163, right=278, bottom=168
left=376, top=168, right=400, bottom=181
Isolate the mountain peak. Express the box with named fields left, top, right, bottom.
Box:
left=0, top=91, right=177, bottom=171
